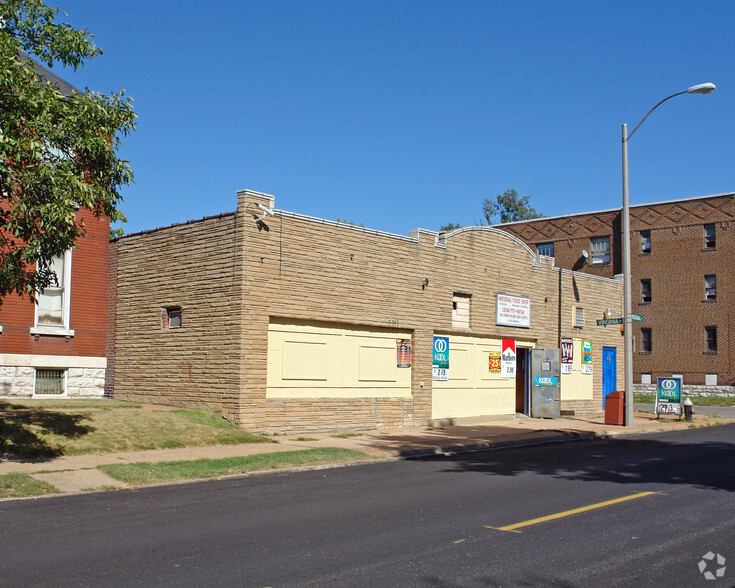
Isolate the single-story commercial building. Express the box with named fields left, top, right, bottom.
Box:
left=108, top=189, right=623, bottom=433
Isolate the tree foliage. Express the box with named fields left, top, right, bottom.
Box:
left=0, top=0, right=135, bottom=300
left=482, top=189, right=542, bottom=225
left=439, top=222, right=462, bottom=232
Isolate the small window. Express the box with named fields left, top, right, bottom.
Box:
left=536, top=242, right=554, bottom=257
left=640, top=230, right=651, bottom=254
left=590, top=237, right=610, bottom=264
left=573, top=306, right=584, bottom=328
left=705, top=374, right=718, bottom=386
left=704, top=275, right=717, bottom=300
left=640, top=328, right=652, bottom=353
left=704, top=224, right=716, bottom=249
left=705, top=326, right=717, bottom=353
left=162, top=307, right=182, bottom=329
left=641, top=373, right=652, bottom=384
left=452, top=293, right=470, bottom=328
left=640, top=279, right=652, bottom=303
left=35, top=368, right=66, bottom=395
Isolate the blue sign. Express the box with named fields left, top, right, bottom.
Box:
left=534, top=376, right=558, bottom=387
left=432, top=336, right=449, bottom=369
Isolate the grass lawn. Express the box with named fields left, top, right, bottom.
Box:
left=0, top=399, right=272, bottom=458
left=0, top=473, right=59, bottom=499
left=635, top=394, right=735, bottom=407
left=98, top=447, right=371, bottom=486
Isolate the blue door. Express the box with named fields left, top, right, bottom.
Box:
left=602, top=347, right=616, bottom=409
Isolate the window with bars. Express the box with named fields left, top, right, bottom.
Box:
left=35, top=369, right=66, bottom=395
left=590, top=237, right=610, bottom=264
left=536, top=242, right=554, bottom=257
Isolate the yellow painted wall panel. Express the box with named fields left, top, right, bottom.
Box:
left=282, top=340, right=327, bottom=380
left=561, top=338, right=593, bottom=400
left=358, top=344, right=397, bottom=382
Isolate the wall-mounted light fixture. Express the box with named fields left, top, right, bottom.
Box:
left=422, top=278, right=429, bottom=290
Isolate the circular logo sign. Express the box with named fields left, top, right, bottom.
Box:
left=434, top=338, right=447, bottom=353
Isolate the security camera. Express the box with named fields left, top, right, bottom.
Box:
left=581, top=249, right=589, bottom=259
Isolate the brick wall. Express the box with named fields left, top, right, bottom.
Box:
left=501, top=194, right=735, bottom=385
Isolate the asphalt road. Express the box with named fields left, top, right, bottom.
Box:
left=3, top=425, right=735, bottom=587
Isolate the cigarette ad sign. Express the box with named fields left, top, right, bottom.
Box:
left=489, top=352, right=501, bottom=374
left=496, top=293, right=531, bottom=328
left=396, top=339, right=411, bottom=368
left=501, top=339, right=516, bottom=379
left=560, top=337, right=573, bottom=374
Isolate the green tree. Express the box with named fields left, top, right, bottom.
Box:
left=482, top=189, right=542, bottom=225
left=439, top=222, right=462, bottom=232
left=0, top=0, right=136, bottom=300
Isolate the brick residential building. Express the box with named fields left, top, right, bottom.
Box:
left=498, top=192, right=735, bottom=392
left=0, top=58, right=110, bottom=398
left=109, top=189, right=623, bottom=433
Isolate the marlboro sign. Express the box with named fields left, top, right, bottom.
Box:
left=501, top=339, right=516, bottom=379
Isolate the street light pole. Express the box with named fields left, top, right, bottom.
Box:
left=621, top=82, right=716, bottom=427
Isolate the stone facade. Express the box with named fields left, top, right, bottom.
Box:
left=110, top=190, right=624, bottom=433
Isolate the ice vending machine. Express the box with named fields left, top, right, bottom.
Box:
left=530, top=348, right=560, bottom=418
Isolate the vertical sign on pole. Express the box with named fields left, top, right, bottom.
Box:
left=560, top=337, right=573, bottom=374
left=501, top=339, right=516, bottom=379
left=432, top=336, right=449, bottom=381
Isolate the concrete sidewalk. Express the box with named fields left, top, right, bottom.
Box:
left=1, top=410, right=730, bottom=495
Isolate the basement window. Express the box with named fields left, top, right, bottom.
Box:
left=162, top=307, right=182, bottom=329
left=35, top=368, right=66, bottom=396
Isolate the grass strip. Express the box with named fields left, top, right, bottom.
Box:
left=1, top=399, right=142, bottom=410
left=0, top=473, right=59, bottom=499
left=635, top=394, right=735, bottom=407
left=98, top=447, right=372, bottom=486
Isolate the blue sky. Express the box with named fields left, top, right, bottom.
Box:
left=54, top=0, right=734, bottom=236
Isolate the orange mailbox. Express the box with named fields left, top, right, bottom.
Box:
left=604, top=391, right=625, bottom=425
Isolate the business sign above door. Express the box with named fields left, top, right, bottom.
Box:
left=496, top=293, right=531, bottom=328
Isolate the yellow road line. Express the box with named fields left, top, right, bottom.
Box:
left=486, top=491, right=657, bottom=533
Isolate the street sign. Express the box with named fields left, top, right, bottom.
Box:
left=597, top=318, right=623, bottom=325
left=631, top=314, right=643, bottom=322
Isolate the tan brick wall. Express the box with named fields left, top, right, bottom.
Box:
left=113, top=191, right=622, bottom=432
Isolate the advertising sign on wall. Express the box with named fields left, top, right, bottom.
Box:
left=488, top=351, right=501, bottom=374
left=396, top=339, right=412, bottom=368
left=496, top=293, right=531, bottom=328
left=581, top=339, right=593, bottom=374
left=432, top=336, right=449, bottom=381
left=501, top=339, right=516, bottom=378
left=560, top=337, right=573, bottom=374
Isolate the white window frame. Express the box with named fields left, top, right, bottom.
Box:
left=704, top=275, right=717, bottom=301
left=30, top=249, right=75, bottom=337
left=33, top=368, right=68, bottom=397
left=590, top=237, right=610, bottom=264
left=640, top=230, right=651, bottom=254
left=536, top=242, right=554, bottom=257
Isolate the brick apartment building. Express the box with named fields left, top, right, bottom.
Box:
left=499, top=192, right=735, bottom=391
left=109, top=189, right=623, bottom=433
left=0, top=58, right=110, bottom=398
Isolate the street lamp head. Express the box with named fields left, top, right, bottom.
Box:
left=687, top=82, right=716, bottom=94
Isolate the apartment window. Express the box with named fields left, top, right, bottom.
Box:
left=573, top=306, right=584, bottom=328
left=704, top=224, right=716, bottom=249
left=536, top=242, right=554, bottom=257
left=162, top=307, right=183, bottom=329
left=452, top=293, right=470, bottom=328
left=640, top=328, right=652, bottom=353
left=705, top=326, right=717, bottom=353
left=705, top=275, right=717, bottom=301
left=34, top=368, right=66, bottom=396
left=590, top=236, right=610, bottom=264
left=640, top=279, right=652, bottom=303
left=36, top=251, right=72, bottom=329
left=640, top=230, right=651, bottom=254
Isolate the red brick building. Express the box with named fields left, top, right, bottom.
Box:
left=499, top=193, right=735, bottom=391
left=0, top=59, right=110, bottom=398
